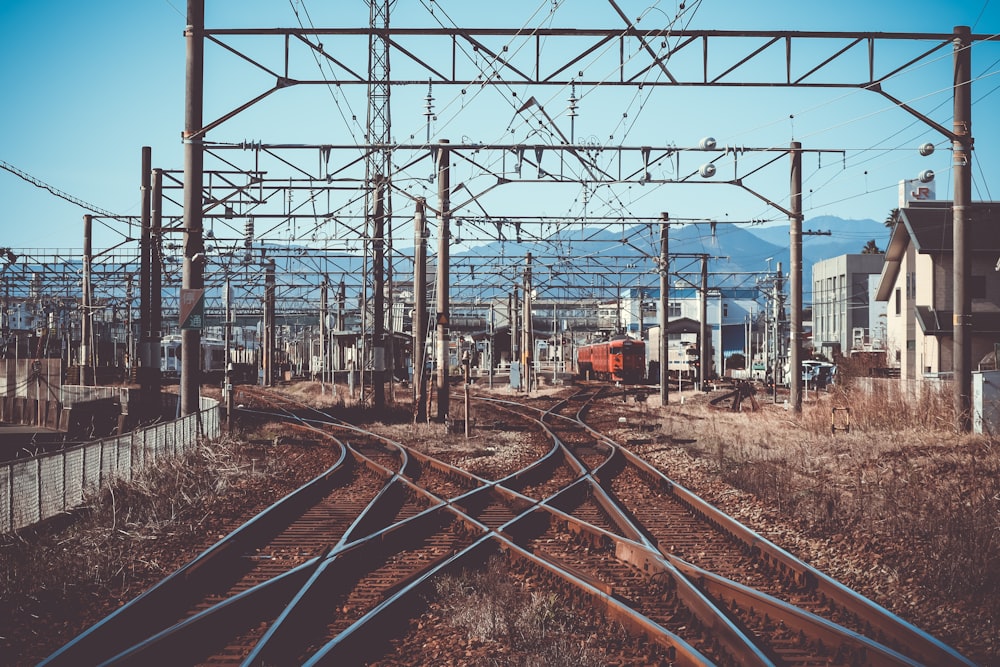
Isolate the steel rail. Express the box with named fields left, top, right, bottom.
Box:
left=43, top=386, right=975, bottom=665
left=478, top=388, right=975, bottom=666
left=559, top=390, right=977, bottom=667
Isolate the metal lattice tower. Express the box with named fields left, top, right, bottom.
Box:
left=363, top=0, right=393, bottom=408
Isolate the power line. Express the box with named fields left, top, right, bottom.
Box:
left=0, top=159, right=134, bottom=236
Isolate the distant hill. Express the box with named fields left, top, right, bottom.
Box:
left=746, top=215, right=890, bottom=274
left=449, top=214, right=890, bottom=285
left=247, top=214, right=890, bottom=300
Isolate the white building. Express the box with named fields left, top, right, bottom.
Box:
left=812, top=254, right=887, bottom=360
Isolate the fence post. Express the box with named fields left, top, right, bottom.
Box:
left=36, top=457, right=42, bottom=529
left=62, top=450, right=68, bottom=514
left=5, top=463, right=12, bottom=534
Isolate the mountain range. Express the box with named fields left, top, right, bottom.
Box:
left=450, top=214, right=892, bottom=287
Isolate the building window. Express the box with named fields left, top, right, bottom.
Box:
left=895, top=287, right=901, bottom=315
left=668, top=302, right=681, bottom=318
left=722, top=303, right=728, bottom=318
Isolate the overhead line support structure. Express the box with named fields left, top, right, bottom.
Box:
left=181, top=0, right=205, bottom=417
left=180, top=20, right=983, bottom=428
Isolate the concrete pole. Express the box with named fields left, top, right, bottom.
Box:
left=150, top=168, right=164, bottom=416
left=435, top=140, right=450, bottom=422
left=699, top=255, right=709, bottom=389
left=319, top=276, right=327, bottom=385
left=180, top=0, right=205, bottom=415
left=488, top=302, right=495, bottom=389
left=372, top=176, right=386, bottom=411
left=659, top=214, right=669, bottom=405
left=775, top=262, right=784, bottom=403
left=80, top=215, right=93, bottom=384
left=264, top=259, right=276, bottom=386
left=522, top=252, right=533, bottom=391
left=510, top=289, right=518, bottom=377
left=953, top=25, right=973, bottom=431
left=413, top=198, right=428, bottom=422
left=224, top=276, right=233, bottom=429
left=139, top=147, right=153, bottom=407
left=790, top=141, right=803, bottom=413
left=337, top=279, right=346, bottom=375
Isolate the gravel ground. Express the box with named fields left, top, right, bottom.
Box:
left=2, top=380, right=994, bottom=665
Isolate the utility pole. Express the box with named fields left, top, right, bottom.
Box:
left=413, top=198, right=428, bottom=422
left=180, top=0, right=205, bottom=416
left=337, top=279, right=346, bottom=381
left=699, top=255, right=709, bottom=389
left=139, top=147, right=153, bottom=412
left=658, top=213, right=669, bottom=405
left=789, top=141, right=803, bottom=413
left=435, top=140, right=450, bottom=422
left=81, top=215, right=93, bottom=385
left=511, top=287, right=519, bottom=386
left=522, top=252, right=533, bottom=392
left=224, top=276, right=233, bottom=429
left=488, top=302, right=495, bottom=389
left=150, top=168, right=163, bottom=410
left=264, top=259, right=275, bottom=387
left=775, top=262, right=784, bottom=403
left=953, top=25, right=973, bottom=430
left=319, top=277, right=327, bottom=388
left=372, top=175, right=386, bottom=411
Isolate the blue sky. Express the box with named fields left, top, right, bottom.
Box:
left=1, top=0, right=998, bottom=256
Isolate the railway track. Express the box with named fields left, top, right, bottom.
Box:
left=40, top=385, right=974, bottom=666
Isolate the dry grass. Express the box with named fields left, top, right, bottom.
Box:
left=271, top=380, right=358, bottom=409
left=429, top=555, right=612, bottom=667
left=0, top=433, right=317, bottom=665
left=632, top=379, right=1000, bottom=662
left=660, top=384, right=1000, bottom=594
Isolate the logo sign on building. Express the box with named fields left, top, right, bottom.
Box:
left=179, top=288, right=205, bottom=330
left=898, top=177, right=935, bottom=207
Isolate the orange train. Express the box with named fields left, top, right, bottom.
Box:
left=575, top=337, right=646, bottom=383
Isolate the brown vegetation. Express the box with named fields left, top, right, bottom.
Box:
left=2, top=378, right=997, bottom=664
left=619, top=379, right=999, bottom=664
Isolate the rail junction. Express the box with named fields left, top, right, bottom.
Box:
left=41, top=384, right=973, bottom=666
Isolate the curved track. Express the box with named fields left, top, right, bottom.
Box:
left=41, top=385, right=974, bottom=667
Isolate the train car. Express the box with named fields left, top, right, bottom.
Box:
left=576, top=336, right=645, bottom=383
left=160, top=334, right=227, bottom=379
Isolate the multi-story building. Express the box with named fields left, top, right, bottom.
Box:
left=812, top=254, right=887, bottom=361
left=876, top=200, right=1000, bottom=381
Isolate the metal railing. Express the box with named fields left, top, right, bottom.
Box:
left=0, top=394, right=220, bottom=534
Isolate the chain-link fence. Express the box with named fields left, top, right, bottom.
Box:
left=1, top=394, right=220, bottom=533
